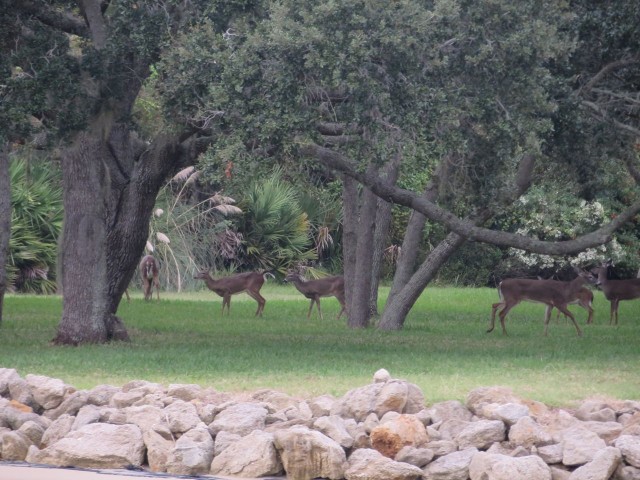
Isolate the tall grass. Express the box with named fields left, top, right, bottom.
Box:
left=1, top=286, right=638, bottom=407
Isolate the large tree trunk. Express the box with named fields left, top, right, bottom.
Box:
left=0, top=143, right=10, bottom=327
left=341, top=174, right=358, bottom=312
left=53, top=126, right=181, bottom=344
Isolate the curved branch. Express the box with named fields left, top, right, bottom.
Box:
left=18, top=0, right=88, bottom=37
left=300, top=142, right=640, bottom=255
left=581, top=56, right=640, bottom=93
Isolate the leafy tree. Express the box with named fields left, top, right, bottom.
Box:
left=0, top=1, right=231, bottom=344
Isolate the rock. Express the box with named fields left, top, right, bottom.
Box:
left=345, top=448, right=423, bottom=480
left=481, top=402, right=530, bottom=425
left=124, top=405, right=165, bottom=433
left=455, top=419, right=506, bottom=450
left=143, top=426, right=174, bottom=472
left=429, top=400, right=473, bottom=423
left=308, top=394, right=337, bottom=418
left=551, top=465, right=572, bottom=480
left=616, top=435, right=640, bottom=468
left=251, top=389, right=300, bottom=411
left=1, top=430, right=32, bottom=460
left=209, top=402, right=268, bottom=436
left=17, top=420, right=45, bottom=446
left=213, top=430, right=241, bottom=455
left=562, top=426, right=607, bottom=466
left=568, top=446, right=621, bottom=480
left=370, top=414, right=429, bottom=458
left=509, top=415, right=554, bottom=448
left=71, top=404, right=101, bottom=430
left=273, top=425, right=347, bottom=480
left=167, top=383, right=202, bottom=402
left=395, top=445, right=435, bottom=467
left=26, top=423, right=145, bottom=469
left=466, top=386, right=522, bottom=416
left=582, top=420, right=624, bottom=445
left=44, top=391, right=89, bottom=420
left=86, top=384, right=119, bottom=406
left=0, top=368, right=21, bottom=397
left=536, top=443, right=564, bottom=464
left=25, top=375, right=71, bottom=411
left=314, top=415, right=355, bottom=448
left=575, top=400, right=617, bottom=423
left=615, top=465, right=640, bottom=480
left=469, top=451, right=552, bottom=480
left=438, top=418, right=471, bottom=441
left=422, top=447, right=478, bottom=480
left=210, top=430, right=282, bottom=477
left=163, top=399, right=200, bottom=434
left=165, top=424, right=213, bottom=476
left=40, top=414, right=74, bottom=448
left=374, top=368, right=391, bottom=383
left=8, top=376, right=35, bottom=409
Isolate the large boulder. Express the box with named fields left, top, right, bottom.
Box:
left=208, top=402, right=268, bottom=436
left=273, top=425, right=347, bottom=480
left=165, top=424, right=214, bottom=476
left=210, top=430, right=282, bottom=477
left=370, top=414, right=429, bottom=458
left=345, top=448, right=423, bottom=480
left=25, top=423, right=145, bottom=469
left=422, top=447, right=478, bottom=480
left=469, top=452, right=552, bottom=480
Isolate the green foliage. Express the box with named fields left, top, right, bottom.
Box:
left=237, top=171, right=315, bottom=273
left=3, top=287, right=640, bottom=405
left=8, top=158, right=62, bottom=293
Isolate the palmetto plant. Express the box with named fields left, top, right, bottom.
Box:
left=238, top=171, right=315, bottom=274
left=9, top=159, right=62, bottom=294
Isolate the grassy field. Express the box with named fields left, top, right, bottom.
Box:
left=1, top=284, right=638, bottom=408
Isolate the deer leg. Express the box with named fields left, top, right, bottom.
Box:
left=247, top=290, right=265, bottom=316
left=609, top=301, right=616, bottom=325
left=335, top=294, right=346, bottom=319
left=557, top=304, right=582, bottom=336
left=498, top=302, right=517, bottom=336
left=315, top=299, right=323, bottom=321
left=222, top=294, right=231, bottom=315
left=124, top=289, right=130, bottom=303
left=584, top=302, right=594, bottom=325
left=543, top=304, right=553, bottom=336
left=488, top=302, right=503, bottom=333
left=306, top=299, right=315, bottom=319
left=612, top=300, right=619, bottom=325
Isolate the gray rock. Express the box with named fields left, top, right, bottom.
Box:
left=469, top=451, right=552, bottom=480
left=210, top=430, right=282, bottom=477
left=568, top=446, right=621, bottom=480
left=345, top=448, right=423, bottom=480
left=422, top=447, right=478, bottom=480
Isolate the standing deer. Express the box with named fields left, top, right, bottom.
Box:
left=591, top=259, right=640, bottom=325
left=488, top=268, right=596, bottom=336
left=548, top=287, right=594, bottom=324
left=194, top=270, right=271, bottom=316
left=140, top=255, right=160, bottom=301
left=284, top=272, right=346, bottom=320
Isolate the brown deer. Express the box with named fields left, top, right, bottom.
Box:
left=488, top=268, right=596, bottom=336
left=284, top=272, right=346, bottom=320
left=591, top=259, right=640, bottom=325
left=548, top=287, right=594, bottom=324
left=194, top=270, right=272, bottom=316
left=140, top=255, right=160, bottom=301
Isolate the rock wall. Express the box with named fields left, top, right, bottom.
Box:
left=1, top=367, right=640, bottom=480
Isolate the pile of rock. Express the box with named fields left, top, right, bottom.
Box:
left=1, top=367, right=640, bottom=480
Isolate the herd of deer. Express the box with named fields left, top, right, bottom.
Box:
left=131, top=256, right=639, bottom=335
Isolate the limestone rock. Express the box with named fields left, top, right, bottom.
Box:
left=40, top=414, right=74, bottom=448
left=44, top=391, right=89, bottom=420
left=143, top=426, right=174, bottom=472
left=395, top=445, right=435, bottom=468
left=314, top=415, right=355, bottom=449
left=615, top=465, right=640, bottom=480
left=466, top=386, right=522, bottom=416
left=163, top=399, right=200, bottom=434
left=25, top=375, right=71, bottom=411
left=167, top=383, right=202, bottom=402
left=210, top=430, right=282, bottom=477
left=273, top=425, right=347, bottom=480
left=429, top=400, right=473, bottom=423
left=1, top=430, right=32, bottom=460
left=481, top=402, right=530, bottom=426
left=509, top=415, right=554, bottom=448
left=469, top=451, right=552, bottom=480
left=616, top=435, right=640, bottom=468
left=562, top=426, right=607, bottom=466
left=25, top=423, right=145, bottom=469
left=569, top=446, right=621, bottom=480
left=209, top=402, right=268, bottom=436
left=165, top=424, right=213, bottom=476
left=345, top=448, right=423, bottom=480
left=213, top=430, right=241, bottom=455
left=422, top=447, right=478, bottom=480
left=455, top=419, right=506, bottom=450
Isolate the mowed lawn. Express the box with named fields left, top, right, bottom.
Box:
left=1, top=284, right=639, bottom=408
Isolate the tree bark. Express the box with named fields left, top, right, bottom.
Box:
left=52, top=126, right=201, bottom=344
left=0, top=143, right=11, bottom=326
left=341, top=174, right=358, bottom=312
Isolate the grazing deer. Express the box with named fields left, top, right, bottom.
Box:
left=194, top=270, right=272, bottom=316
left=140, top=255, right=160, bottom=301
left=488, top=268, right=596, bottom=336
left=591, top=259, right=640, bottom=325
left=284, top=272, right=346, bottom=320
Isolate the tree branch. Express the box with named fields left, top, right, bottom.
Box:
left=300, top=142, right=640, bottom=255
left=17, top=0, right=88, bottom=37
left=581, top=56, right=640, bottom=93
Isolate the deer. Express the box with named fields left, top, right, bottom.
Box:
left=194, top=270, right=272, bottom=316
left=488, top=268, right=596, bottom=336
left=284, top=272, right=346, bottom=320
left=591, top=259, right=640, bottom=325
left=548, top=287, right=594, bottom=324
left=140, top=255, right=160, bottom=301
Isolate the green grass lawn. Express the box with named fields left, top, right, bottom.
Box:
left=1, top=284, right=639, bottom=408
